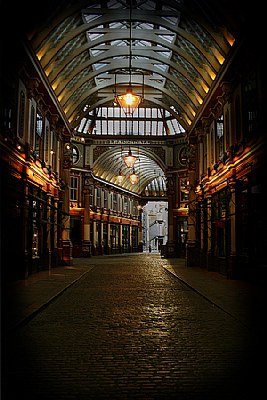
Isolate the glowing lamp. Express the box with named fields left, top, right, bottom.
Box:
left=129, top=168, right=138, bottom=184
left=123, top=148, right=137, bottom=168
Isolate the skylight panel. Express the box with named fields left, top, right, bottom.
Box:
left=158, top=34, right=175, bottom=43
left=158, top=51, right=171, bottom=58
left=83, top=14, right=100, bottom=23
left=155, top=64, right=168, bottom=72
left=111, top=40, right=127, bottom=46
left=138, top=40, right=152, bottom=47
left=87, top=32, right=104, bottom=41
left=109, top=21, right=126, bottom=29
left=136, top=23, right=154, bottom=30
left=94, top=63, right=108, bottom=70
left=90, top=49, right=105, bottom=57
left=162, top=16, right=178, bottom=26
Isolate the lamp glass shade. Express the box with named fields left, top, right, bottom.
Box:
left=116, top=85, right=142, bottom=116
left=123, top=150, right=137, bottom=168
left=129, top=170, right=138, bottom=184
left=116, top=170, right=124, bottom=183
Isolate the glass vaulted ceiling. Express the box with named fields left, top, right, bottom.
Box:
left=31, top=0, right=235, bottom=196
left=34, top=0, right=234, bottom=131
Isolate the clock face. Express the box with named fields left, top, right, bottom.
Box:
left=178, top=146, right=187, bottom=166
left=72, top=145, right=79, bottom=164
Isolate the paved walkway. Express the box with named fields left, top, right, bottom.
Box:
left=3, top=253, right=264, bottom=333
left=2, top=253, right=266, bottom=400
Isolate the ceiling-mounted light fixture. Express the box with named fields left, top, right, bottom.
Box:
left=116, top=145, right=125, bottom=183
left=114, top=0, right=144, bottom=116
left=116, top=168, right=125, bottom=184
left=129, top=168, right=138, bottom=185
left=123, top=147, right=137, bottom=168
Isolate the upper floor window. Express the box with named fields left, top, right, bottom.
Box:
left=216, top=114, right=224, bottom=161
left=18, top=90, right=25, bottom=138
left=35, top=109, right=43, bottom=158
left=243, top=70, right=258, bottom=138
left=70, top=176, right=78, bottom=201
left=96, top=187, right=101, bottom=207
left=103, top=189, right=108, bottom=209
left=30, top=104, right=35, bottom=147
left=113, top=193, right=117, bottom=212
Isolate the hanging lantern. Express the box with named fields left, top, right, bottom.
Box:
left=113, top=1, right=144, bottom=117
left=115, top=83, right=143, bottom=116
left=129, top=168, right=138, bottom=184
left=123, top=148, right=137, bottom=168
left=116, top=169, right=124, bottom=184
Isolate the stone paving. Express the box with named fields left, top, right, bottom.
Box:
left=2, top=254, right=265, bottom=399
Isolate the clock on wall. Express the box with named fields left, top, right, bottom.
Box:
left=72, top=145, right=79, bottom=164
left=178, top=146, right=187, bottom=166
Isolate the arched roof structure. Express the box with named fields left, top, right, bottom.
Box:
left=30, top=0, right=235, bottom=130
left=3, top=0, right=257, bottom=197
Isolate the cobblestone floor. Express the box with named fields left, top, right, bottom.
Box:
left=2, top=254, right=263, bottom=399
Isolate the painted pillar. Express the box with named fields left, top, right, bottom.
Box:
left=82, top=188, right=91, bottom=256
left=206, top=194, right=212, bottom=270
left=227, top=170, right=237, bottom=278
left=22, top=177, right=29, bottom=279
left=165, top=172, right=176, bottom=257
left=185, top=138, right=198, bottom=267
left=60, top=137, right=73, bottom=265
left=46, top=186, right=52, bottom=271
left=53, top=193, right=59, bottom=265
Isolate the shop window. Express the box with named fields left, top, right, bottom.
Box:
left=70, top=217, right=82, bottom=245
left=122, top=225, right=130, bottom=251
left=111, top=223, right=119, bottom=253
